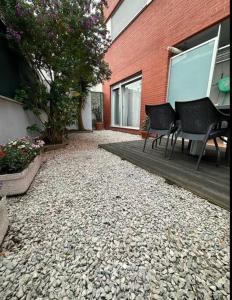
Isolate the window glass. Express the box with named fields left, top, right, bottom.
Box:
left=111, top=0, right=149, bottom=40
left=122, top=80, right=141, bottom=127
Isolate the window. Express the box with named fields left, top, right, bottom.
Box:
left=111, top=76, right=142, bottom=129
left=107, top=0, right=153, bottom=41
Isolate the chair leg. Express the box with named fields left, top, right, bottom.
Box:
left=171, top=133, right=174, bottom=146
left=213, top=138, right=220, bottom=166
left=187, top=140, right=192, bottom=151
left=196, top=124, right=216, bottom=171
left=152, top=135, right=164, bottom=149
left=195, top=139, right=208, bottom=171
left=169, top=131, right=180, bottom=160
left=219, top=136, right=227, bottom=143
left=164, top=133, right=171, bottom=158
left=152, top=137, right=156, bottom=149
left=155, top=134, right=158, bottom=148
left=151, top=134, right=157, bottom=149
left=181, top=138, right=184, bottom=153
left=142, top=129, right=150, bottom=152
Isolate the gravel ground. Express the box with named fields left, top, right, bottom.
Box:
left=0, top=131, right=230, bottom=300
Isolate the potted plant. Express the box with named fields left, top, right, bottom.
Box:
left=0, top=137, right=44, bottom=196
left=93, top=107, right=104, bottom=130
left=140, top=116, right=150, bottom=139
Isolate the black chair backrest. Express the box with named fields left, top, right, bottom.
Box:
left=145, top=103, right=176, bottom=130
left=175, top=97, right=221, bottom=134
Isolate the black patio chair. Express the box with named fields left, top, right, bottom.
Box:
left=143, top=103, right=177, bottom=157
left=169, top=97, right=230, bottom=170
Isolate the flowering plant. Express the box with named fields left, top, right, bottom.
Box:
left=0, top=137, right=44, bottom=175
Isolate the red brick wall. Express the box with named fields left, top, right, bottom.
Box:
left=103, top=0, right=230, bottom=131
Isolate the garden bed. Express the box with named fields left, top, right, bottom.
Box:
left=0, top=155, right=43, bottom=196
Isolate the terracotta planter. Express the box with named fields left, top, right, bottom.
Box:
left=95, top=122, right=104, bottom=130
left=0, top=155, right=43, bottom=196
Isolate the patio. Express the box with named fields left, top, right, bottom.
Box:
left=100, top=138, right=230, bottom=210
left=0, top=131, right=230, bottom=299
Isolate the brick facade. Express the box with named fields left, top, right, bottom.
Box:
left=103, top=0, right=230, bottom=132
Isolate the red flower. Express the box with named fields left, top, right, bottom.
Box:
left=0, top=150, right=6, bottom=158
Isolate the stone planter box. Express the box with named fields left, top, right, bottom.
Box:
left=0, top=155, right=43, bottom=196
left=0, top=196, right=9, bottom=246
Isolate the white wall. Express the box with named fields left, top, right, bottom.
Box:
left=0, top=84, right=104, bottom=144
left=0, top=96, right=43, bottom=145
left=67, top=92, right=93, bottom=131
left=68, top=85, right=103, bottom=131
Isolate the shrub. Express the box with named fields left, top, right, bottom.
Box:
left=0, top=137, right=44, bottom=175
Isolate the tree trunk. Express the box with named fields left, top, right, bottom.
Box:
left=44, top=127, right=63, bottom=144
left=45, top=98, right=63, bottom=144
left=77, top=98, right=85, bottom=131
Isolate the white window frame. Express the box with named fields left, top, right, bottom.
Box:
left=111, top=75, right=142, bottom=130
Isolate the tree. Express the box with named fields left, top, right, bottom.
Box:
left=0, top=0, right=111, bottom=143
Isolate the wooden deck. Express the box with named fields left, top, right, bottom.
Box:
left=99, top=139, right=230, bottom=210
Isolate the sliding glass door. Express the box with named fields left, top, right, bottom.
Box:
left=111, top=76, right=142, bottom=129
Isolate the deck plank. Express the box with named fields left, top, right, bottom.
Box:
left=99, top=139, right=230, bottom=210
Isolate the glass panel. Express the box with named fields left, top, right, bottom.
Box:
left=122, top=79, right=141, bottom=127
left=167, top=39, right=217, bottom=108
left=112, top=88, right=120, bottom=125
